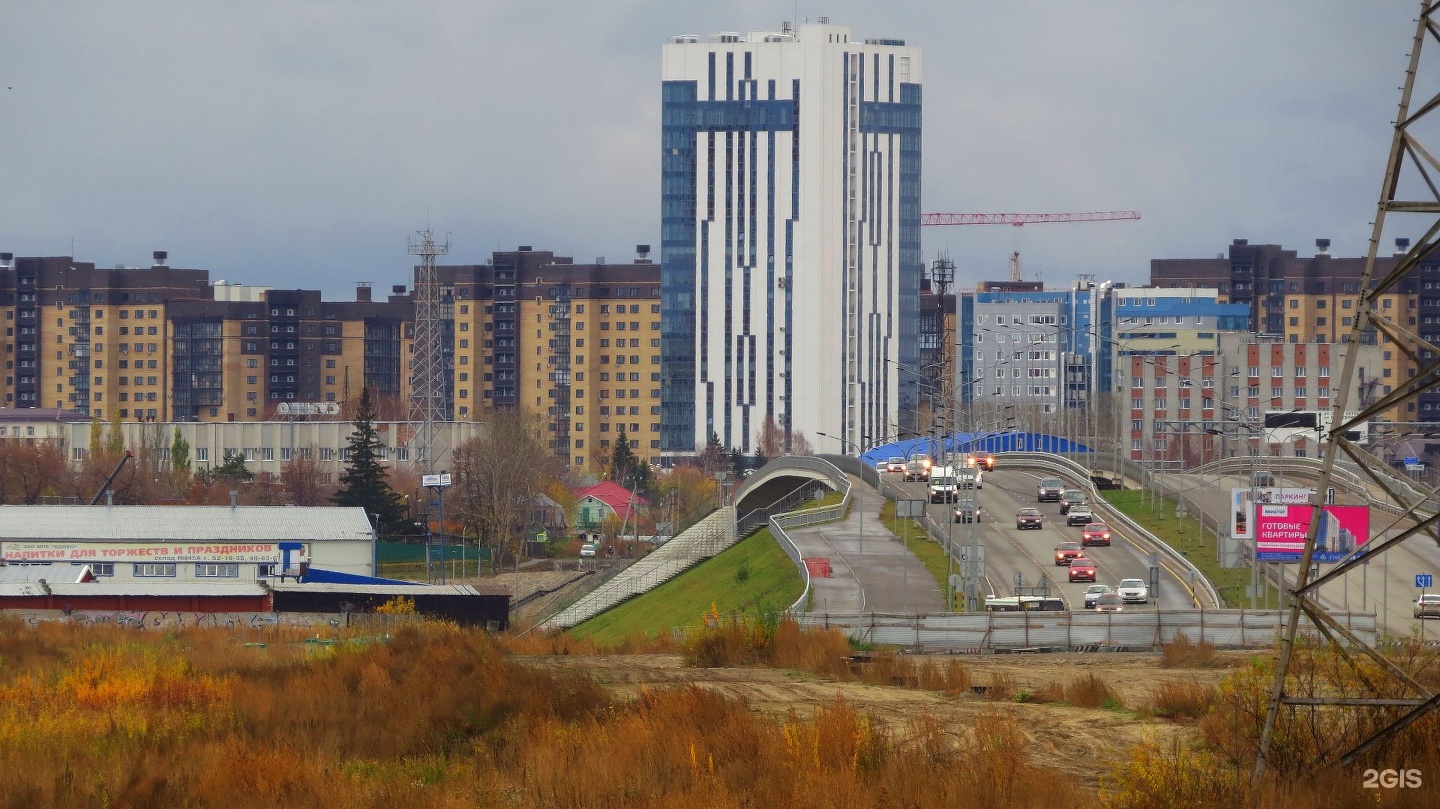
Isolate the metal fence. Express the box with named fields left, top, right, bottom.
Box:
left=795, top=608, right=1377, bottom=651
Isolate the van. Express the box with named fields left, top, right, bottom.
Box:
left=928, top=466, right=958, bottom=502
left=1251, top=470, right=1276, bottom=488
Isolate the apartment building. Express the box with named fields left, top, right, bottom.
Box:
left=1150, top=238, right=1424, bottom=422
left=1125, top=332, right=1384, bottom=468
left=660, top=22, right=923, bottom=456
left=437, top=247, right=662, bottom=468
left=1, top=252, right=211, bottom=416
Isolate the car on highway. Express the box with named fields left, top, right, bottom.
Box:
left=1094, top=592, right=1124, bottom=612
left=1415, top=593, right=1440, bottom=619
left=1117, top=578, right=1150, bottom=604
left=1059, top=489, right=1088, bottom=515
left=1037, top=478, right=1064, bottom=502
left=954, top=501, right=981, bottom=523
left=1068, top=558, right=1097, bottom=582
left=904, top=456, right=931, bottom=481
left=968, top=450, right=996, bottom=472
left=957, top=470, right=983, bottom=489
left=1015, top=507, right=1044, bottom=530
left=1083, top=584, right=1113, bottom=609
left=1065, top=505, right=1095, bottom=526
left=886, top=456, right=906, bottom=473
left=1080, top=522, right=1112, bottom=546
left=1054, top=541, right=1084, bottom=566
left=928, top=466, right=959, bottom=503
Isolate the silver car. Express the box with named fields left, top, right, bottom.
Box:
left=1083, top=584, right=1113, bottom=609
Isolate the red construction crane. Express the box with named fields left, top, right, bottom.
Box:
left=921, top=210, right=1141, bottom=227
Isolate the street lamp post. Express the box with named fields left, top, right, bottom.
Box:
left=817, top=431, right=873, bottom=556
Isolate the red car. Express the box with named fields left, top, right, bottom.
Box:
left=1081, top=523, right=1112, bottom=547
left=1054, top=542, right=1084, bottom=566
left=1068, top=558, right=1097, bottom=582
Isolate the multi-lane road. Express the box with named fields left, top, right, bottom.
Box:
left=884, top=466, right=1200, bottom=611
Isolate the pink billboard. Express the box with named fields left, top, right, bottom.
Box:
left=1255, top=504, right=1371, bottom=562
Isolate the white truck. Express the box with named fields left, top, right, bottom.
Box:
left=927, top=466, right=959, bottom=503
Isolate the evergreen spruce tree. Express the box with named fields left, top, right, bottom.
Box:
left=211, top=451, right=254, bottom=484
left=610, top=428, right=652, bottom=493
left=729, top=447, right=746, bottom=476
left=698, top=431, right=727, bottom=475
left=333, top=387, right=406, bottom=529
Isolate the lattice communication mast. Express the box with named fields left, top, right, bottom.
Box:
left=1255, top=0, right=1440, bottom=784
left=407, top=229, right=450, bottom=472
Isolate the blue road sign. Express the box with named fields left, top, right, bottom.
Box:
left=1404, top=457, right=1421, bottom=466
left=1418, top=574, right=1434, bottom=589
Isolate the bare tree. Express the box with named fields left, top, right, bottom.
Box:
left=0, top=438, right=72, bottom=504
left=653, top=462, right=720, bottom=533
left=281, top=447, right=328, bottom=506
left=450, top=409, right=562, bottom=570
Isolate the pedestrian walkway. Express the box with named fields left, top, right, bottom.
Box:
left=782, top=475, right=945, bottom=614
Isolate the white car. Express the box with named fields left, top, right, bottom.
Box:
left=579, top=543, right=597, bottom=558
left=1116, top=578, right=1149, bottom=604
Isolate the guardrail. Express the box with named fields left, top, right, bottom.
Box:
left=542, top=456, right=856, bottom=630
left=795, top=608, right=1376, bottom=651
left=768, top=466, right=854, bottom=614
left=989, top=452, right=1223, bottom=609
left=1190, top=456, right=1437, bottom=522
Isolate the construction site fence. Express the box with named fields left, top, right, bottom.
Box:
left=794, top=608, right=1377, bottom=652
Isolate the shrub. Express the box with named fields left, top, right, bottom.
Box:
left=1160, top=632, right=1217, bottom=668
left=1065, top=671, right=1124, bottom=710
left=1149, top=678, right=1216, bottom=721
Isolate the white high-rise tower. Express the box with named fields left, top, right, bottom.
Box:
left=660, top=21, right=923, bottom=456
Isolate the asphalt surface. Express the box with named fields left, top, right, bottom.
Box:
left=782, top=477, right=946, bottom=615
left=1163, top=471, right=1440, bottom=637
left=883, top=468, right=1198, bottom=612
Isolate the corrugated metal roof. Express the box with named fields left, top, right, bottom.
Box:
left=0, top=506, right=373, bottom=542
left=46, top=581, right=269, bottom=597
left=270, top=581, right=510, bottom=597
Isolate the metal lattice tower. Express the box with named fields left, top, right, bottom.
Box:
left=407, top=229, right=450, bottom=472
left=1255, top=0, right=1440, bottom=782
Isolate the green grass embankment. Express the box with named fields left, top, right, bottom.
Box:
left=1099, top=489, right=1280, bottom=608
left=567, top=526, right=806, bottom=646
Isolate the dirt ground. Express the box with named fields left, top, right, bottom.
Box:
left=522, top=650, right=1259, bottom=790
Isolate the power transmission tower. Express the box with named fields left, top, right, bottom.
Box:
left=407, top=229, right=450, bottom=472
left=1255, top=0, right=1440, bottom=784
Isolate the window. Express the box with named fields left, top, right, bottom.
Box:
left=88, top=563, right=115, bottom=577
left=134, top=563, right=176, bottom=577
left=196, top=563, right=239, bottom=578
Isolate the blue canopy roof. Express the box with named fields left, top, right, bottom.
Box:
left=859, top=432, right=1092, bottom=465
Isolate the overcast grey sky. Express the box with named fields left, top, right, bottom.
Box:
left=0, top=2, right=1422, bottom=298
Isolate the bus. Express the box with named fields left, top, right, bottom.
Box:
left=983, top=596, right=1066, bottom=612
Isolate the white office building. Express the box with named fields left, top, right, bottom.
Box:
left=660, top=21, right=923, bottom=455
